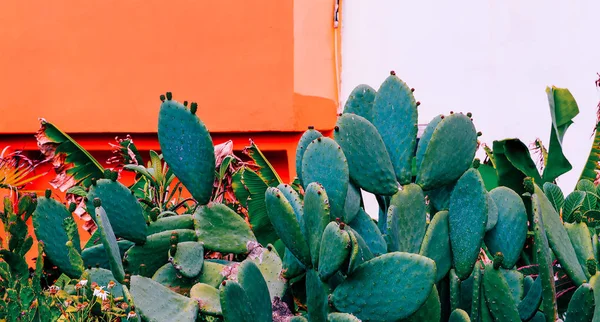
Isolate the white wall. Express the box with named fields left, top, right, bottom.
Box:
left=341, top=0, right=600, bottom=218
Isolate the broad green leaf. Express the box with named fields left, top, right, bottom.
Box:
left=493, top=140, right=528, bottom=195
left=543, top=182, right=564, bottom=213
left=478, top=163, right=498, bottom=191
left=503, top=139, right=542, bottom=183
left=245, top=141, right=282, bottom=187
left=243, top=168, right=279, bottom=246
left=579, top=127, right=600, bottom=183
left=232, top=168, right=250, bottom=208
left=576, top=179, right=598, bottom=212
left=563, top=191, right=586, bottom=222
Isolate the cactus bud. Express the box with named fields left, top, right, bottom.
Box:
left=587, top=258, right=597, bottom=276
left=335, top=217, right=340, bottom=223
left=170, top=232, right=179, bottom=245
left=467, top=112, right=473, bottom=118
left=267, top=245, right=273, bottom=251
left=450, top=111, right=454, bottom=114
left=477, top=131, right=483, bottom=137
left=66, top=240, right=73, bottom=247
left=103, top=169, right=112, bottom=179
left=334, top=126, right=339, bottom=132
left=416, top=101, right=421, bottom=107
left=183, top=101, right=188, bottom=107
left=166, top=92, right=173, bottom=101
left=222, top=281, right=227, bottom=286
left=190, top=102, right=198, bottom=114
left=308, top=125, right=314, bottom=130
left=317, top=137, right=322, bottom=142
left=493, top=252, right=504, bottom=269
left=523, top=177, right=535, bottom=194
left=411, top=88, right=415, bottom=92
left=96, top=263, right=100, bottom=268
left=440, top=115, right=445, bottom=120
left=337, top=113, right=342, bottom=117
left=68, top=203, right=77, bottom=213
left=472, top=158, right=481, bottom=169
left=160, top=94, right=165, bottom=102
left=139, top=264, right=147, bottom=276
left=111, top=171, right=118, bottom=182
left=45, top=189, right=52, bottom=199
left=390, top=70, right=396, bottom=76
left=93, top=198, right=102, bottom=208
left=339, top=222, right=345, bottom=230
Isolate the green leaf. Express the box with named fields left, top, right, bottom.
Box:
left=243, top=168, right=279, bottom=246
left=245, top=141, right=282, bottom=187
left=543, top=182, right=564, bottom=213
left=576, top=179, right=598, bottom=212
left=503, top=139, right=542, bottom=183
left=478, top=163, right=498, bottom=191
left=493, top=140, right=528, bottom=195
left=66, top=185, right=88, bottom=197
left=149, top=150, right=163, bottom=184
left=563, top=191, right=586, bottom=222
left=232, top=168, right=250, bottom=208
left=579, top=126, right=600, bottom=183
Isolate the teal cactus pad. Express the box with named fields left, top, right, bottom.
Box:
left=448, top=309, right=471, bottom=322
left=158, top=97, right=215, bottom=205
left=372, top=75, right=418, bottom=184
left=348, top=209, right=387, bottom=255
left=450, top=269, right=461, bottom=312
left=290, top=316, right=309, bottom=322
left=565, top=221, right=595, bottom=279
left=448, top=169, right=488, bottom=279
left=245, top=245, right=287, bottom=300
left=343, top=183, right=361, bottom=223
left=306, top=269, right=329, bottom=322
left=296, top=128, right=323, bottom=185
left=265, top=187, right=311, bottom=266
left=533, top=185, right=587, bottom=285
left=482, top=263, right=521, bottom=322
left=318, top=222, right=351, bottom=280
left=416, top=113, right=477, bottom=190
left=147, top=215, right=194, bottom=235
left=426, top=181, right=455, bottom=212
left=387, top=183, right=426, bottom=253
left=403, top=287, right=441, bottom=322
left=152, top=263, right=200, bottom=294
left=470, top=265, right=482, bottom=322
left=346, top=228, right=374, bottom=275
left=303, top=182, right=331, bottom=266
left=415, top=115, right=443, bottom=171
left=220, top=280, right=257, bottom=322
left=171, top=241, right=204, bottom=278
left=94, top=204, right=125, bottom=283
left=331, top=252, right=436, bottom=321
left=484, top=187, right=527, bottom=268
left=302, top=137, right=348, bottom=220
left=517, top=277, right=542, bottom=321
left=531, top=194, right=558, bottom=321
left=283, top=248, right=305, bottom=279
left=124, top=229, right=197, bottom=277
left=485, top=193, right=498, bottom=231
left=86, top=179, right=147, bottom=243
left=333, top=113, right=398, bottom=195
left=82, top=240, right=134, bottom=270
left=566, top=283, right=595, bottom=321
left=343, top=84, right=377, bottom=122
left=130, top=275, right=199, bottom=322
left=327, top=313, right=361, bottom=322
left=189, top=283, right=221, bottom=316
left=501, top=269, right=524, bottom=303
left=277, top=183, right=304, bottom=224
left=85, top=268, right=125, bottom=298
left=237, top=261, right=273, bottom=322
left=193, top=203, right=256, bottom=254
left=32, top=197, right=82, bottom=277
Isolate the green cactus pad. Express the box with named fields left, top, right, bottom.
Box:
left=327, top=313, right=361, bottom=322
left=348, top=209, right=387, bottom=255
left=387, top=183, right=426, bottom=253
left=501, top=269, right=524, bottom=303
left=147, top=215, right=194, bottom=235
left=449, top=269, right=461, bottom=312
left=372, top=75, right=418, bottom=184
left=532, top=194, right=558, bottom=321
left=416, top=113, right=477, bottom=190
left=331, top=252, right=436, bottom=321
left=151, top=263, right=199, bottom=294
left=448, top=169, right=488, bottom=279
left=283, top=248, right=305, bottom=279
left=86, top=179, right=147, bottom=243
left=220, top=280, right=257, bottom=322
left=85, top=267, right=124, bottom=298
left=318, top=222, right=351, bottom=280
left=303, top=182, right=331, bottom=266
left=296, top=128, right=323, bottom=185
left=484, top=187, right=527, bottom=269
left=533, top=185, right=587, bottom=285
left=517, top=277, right=542, bottom=321
left=237, top=261, right=273, bottom=322
left=333, top=113, right=398, bottom=195
left=124, top=229, right=197, bottom=277
left=449, top=309, right=471, bottom=322
left=158, top=97, right=215, bottom=205
left=343, top=84, right=376, bottom=122
left=265, top=187, right=311, bottom=266
left=419, top=210, right=451, bottom=283
left=32, top=197, right=82, bottom=277
left=302, top=137, right=348, bottom=220
left=566, top=283, right=595, bottom=322
left=306, top=269, right=329, bottom=322
left=403, top=286, right=441, bottom=322
left=346, top=228, right=374, bottom=275
left=245, top=245, right=287, bottom=300
left=470, top=265, right=482, bottom=322
left=189, top=283, right=221, bottom=316
left=193, top=203, right=256, bottom=254
left=82, top=240, right=134, bottom=270
left=290, top=316, right=309, bottom=322
left=94, top=204, right=125, bottom=283
left=277, top=183, right=304, bottom=223
left=482, top=263, right=521, bottom=322
left=171, top=241, right=204, bottom=278
left=565, top=221, right=595, bottom=279
left=343, top=183, right=361, bottom=223
left=426, top=181, right=455, bottom=212
left=415, top=115, right=443, bottom=170
left=130, top=275, right=198, bottom=322
left=485, top=193, right=498, bottom=232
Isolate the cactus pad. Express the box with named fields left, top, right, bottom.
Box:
left=346, top=228, right=374, bottom=275
left=517, top=277, right=542, bottom=321
left=171, top=241, right=204, bottom=278
left=566, top=283, right=595, bottom=321
left=193, top=203, right=256, bottom=254
left=82, top=240, right=134, bottom=270
left=343, top=183, right=361, bottom=223
left=237, top=261, right=273, bottom=322
left=532, top=194, right=558, bottom=321
left=189, top=283, right=221, bottom=316
left=296, top=128, right=323, bottom=185
left=482, top=263, right=521, bottom=322
left=318, top=222, right=351, bottom=280
left=130, top=275, right=199, bottom=322
left=94, top=204, right=125, bottom=283
left=403, top=286, right=441, bottom=322
left=387, top=183, right=426, bottom=253
left=306, top=269, right=329, bottom=322
left=343, top=84, right=376, bottom=122
left=565, top=221, right=595, bottom=279
left=147, top=215, right=194, bottom=235
left=419, top=210, right=451, bottom=282
left=485, top=193, right=498, bottom=231
left=245, top=245, right=287, bottom=300
left=220, top=281, right=258, bottom=322
left=303, top=182, right=331, bottom=266
left=348, top=209, right=387, bottom=255
left=449, top=309, right=471, bottom=322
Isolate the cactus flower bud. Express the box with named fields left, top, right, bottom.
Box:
left=587, top=258, right=597, bottom=276
left=493, top=252, right=504, bottom=269
left=166, top=92, right=173, bottom=100
left=45, top=189, right=52, bottom=199
left=93, top=198, right=102, bottom=208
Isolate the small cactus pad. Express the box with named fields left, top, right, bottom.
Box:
left=302, top=137, right=349, bottom=220
left=566, top=283, right=595, bottom=321
left=283, top=248, right=306, bottom=279
left=501, top=269, right=524, bottom=303
left=306, top=269, right=329, bottom=322
left=448, top=169, right=488, bottom=279
left=303, top=183, right=331, bottom=266
left=151, top=264, right=200, bottom=295
left=415, top=115, right=443, bottom=171
left=265, top=187, right=311, bottom=266
left=419, top=210, right=451, bottom=283
left=485, top=193, right=498, bottom=231
left=416, top=113, right=477, bottom=190
left=245, top=245, right=287, bottom=300
left=295, top=128, right=323, bottom=185
left=130, top=275, right=199, bottom=322
left=82, top=240, right=134, bottom=270
left=124, top=229, right=197, bottom=277
left=517, top=277, right=542, bottom=321
left=189, top=283, right=221, bottom=316
left=193, top=203, right=256, bottom=254
left=448, top=309, right=471, bottom=322
left=484, top=187, right=527, bottom=269
left=348, top=209, right=387, bottom=255
left=372, top=74, right=418, bottom=184
left=333, top=113, right=398, bottom=196
left=343, top=183, right=361, bottom=223
left=533, top=185, right=587, bottom=285
left=32, top=197, right=82, bottom=277
left=318, top=222, right=351, bottom=280
left=327, top=313, right=361, bottom=322
left=237, top=261, right=273, bottom=322
left=346, top=228, right=374, bottom=275
left=85, top=267, right=125, bottom=298
left=343, top=84, right=377, bottom=122
left=171, top=241, right=204, bottom=278
left=158, top=97, right=215, bottom=205
left=146, top=214, right=194, bottom=235
left=220, top=281, right=258, bottom=322
left=277, top=183, right=305, bottom=225
left=470, top=265, right=482, bottom=322
left=387, top=183, right=426, bottom=253
left=403, top=286, right=441, bottom=322
left=565, top=221, right=596, bottom=279
left=482, top=263, right=521, bottom=322
left=94, top=204, right=125, bottom=283
left=86, top=179, right=147, bottom=243
left=331, top=252, right=436, bottom=321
